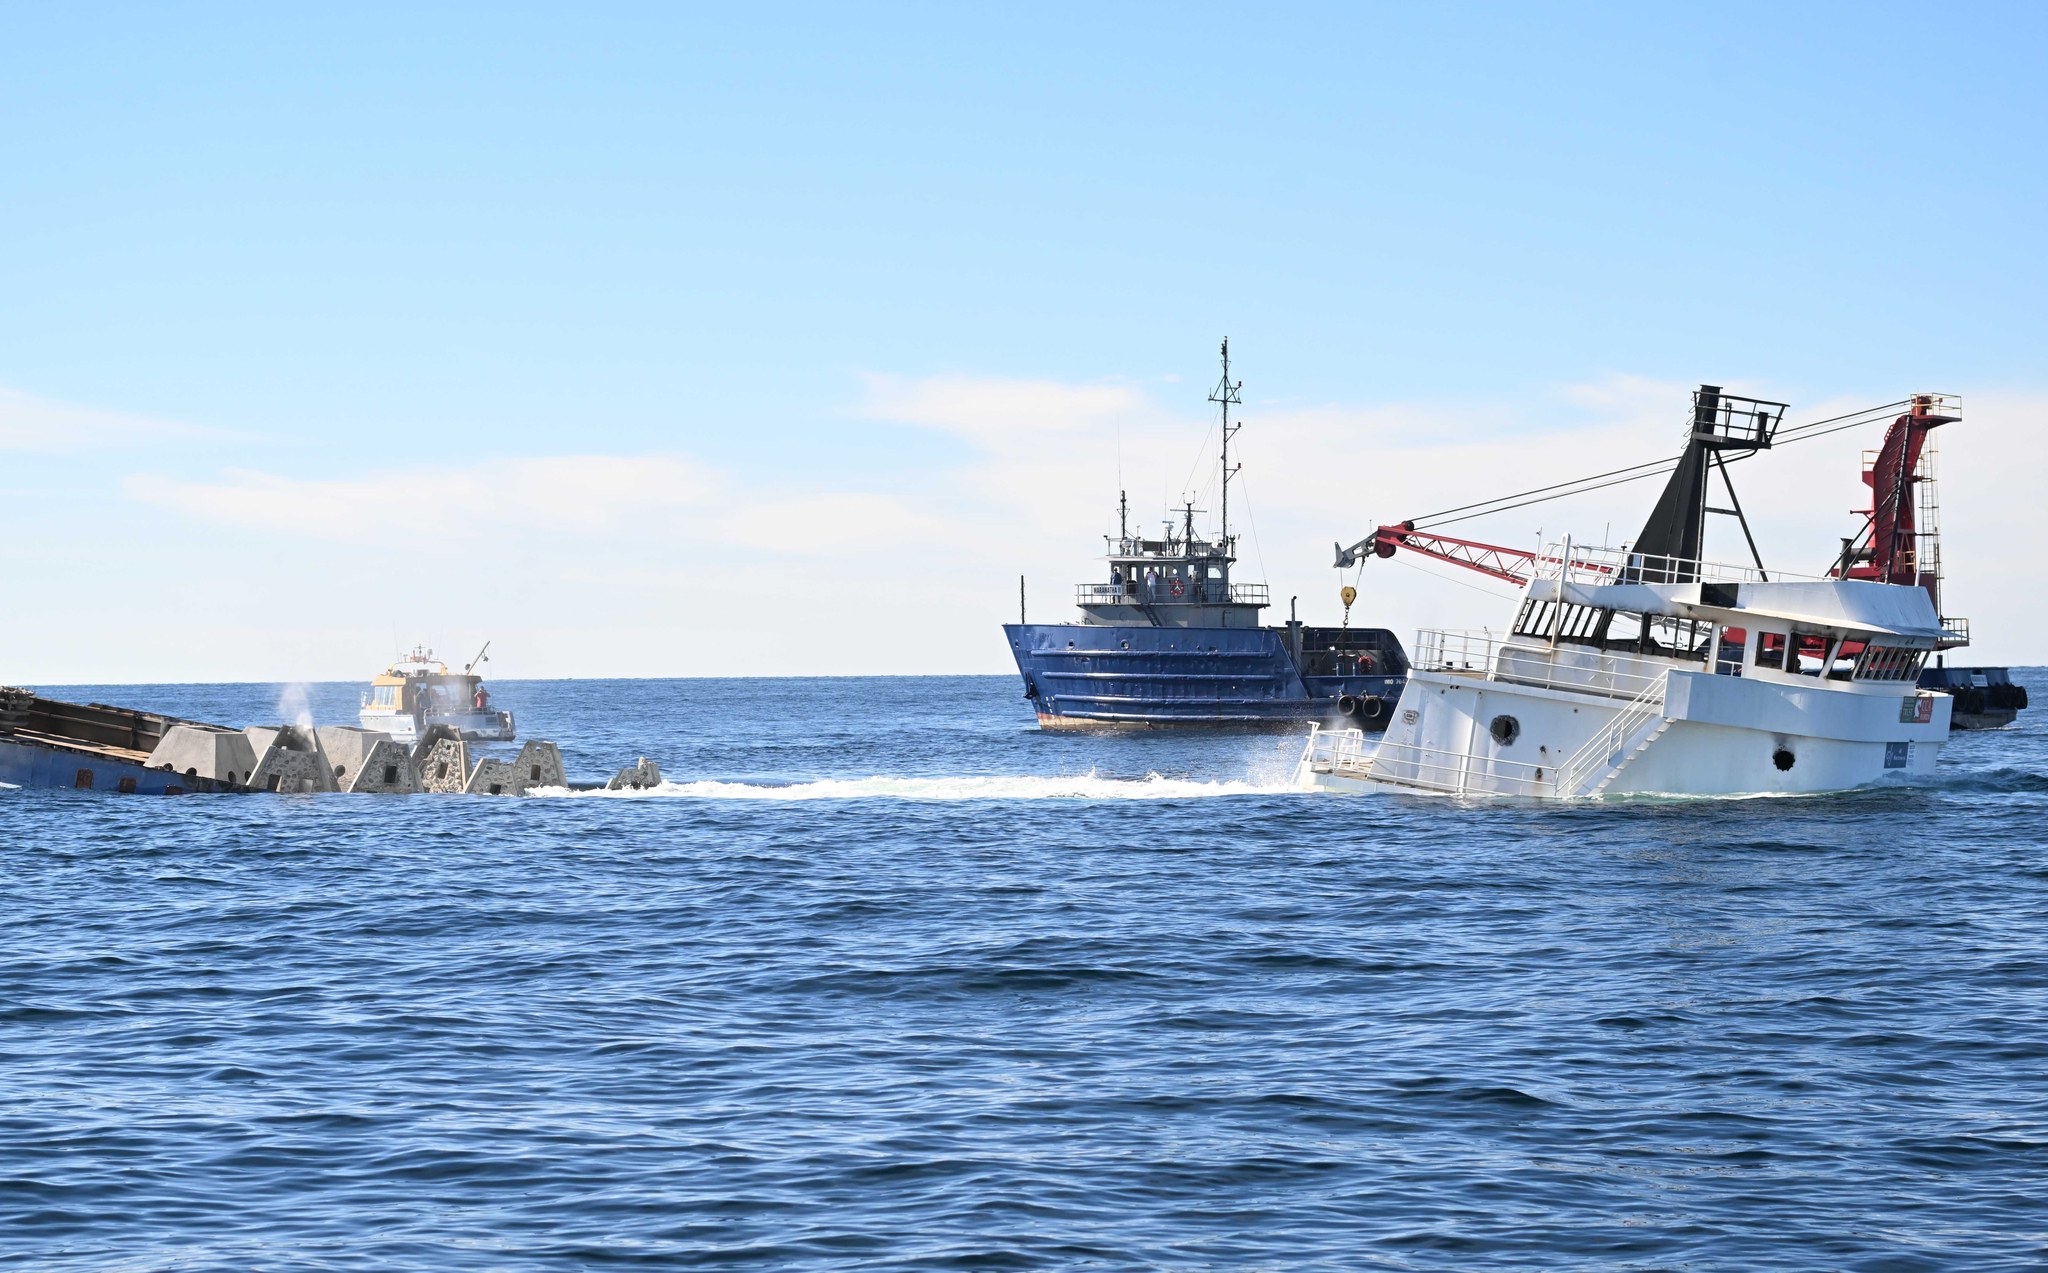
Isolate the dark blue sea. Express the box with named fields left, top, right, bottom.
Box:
left=4, top=674, right=2046, bottom=1270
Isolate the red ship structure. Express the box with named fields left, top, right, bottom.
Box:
left=1827, top=395, right=2025, bottom=728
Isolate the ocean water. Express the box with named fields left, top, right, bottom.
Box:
left=4, top=673, right=2046, bottom=1270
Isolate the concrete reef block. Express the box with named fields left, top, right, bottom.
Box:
left=465, top=740, right=566, bottom=796
left=412, top=725, right=471, bottom=794
left=243, top=725, right=338, bottom=794
left=146, top=725, right=259, bottom=788
left=316, top=726, right=419, bottom=794
left=606, top=757, right=664, bottom=791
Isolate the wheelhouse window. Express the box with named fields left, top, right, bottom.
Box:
left=1855, top=643, right=1926, bottom=683
left=1827, top=643, right=1859, bottom=680
left=1788, top=631, right=1834, bottom=677
left=1714, top=627, right=1746, bottom=677
left=1643, top=615, right=1711, bottom=662
left=1754, top=631, right=1787, bottom=670
left=1512, top=599, right=1602, bottom=643
left=1511, top=602, right=1710, bottom=661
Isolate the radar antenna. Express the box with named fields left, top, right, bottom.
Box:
left=1208, top=338, right=1243, bottom=550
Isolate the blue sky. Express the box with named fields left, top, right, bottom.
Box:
left=4, top=3, right=2045, bottom=681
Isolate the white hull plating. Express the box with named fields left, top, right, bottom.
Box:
left=1298, top=567, right=1958, bottom=800
left=358, top=707, right=516, bottom=744
left=1301, top=668, right=1948, bottom=799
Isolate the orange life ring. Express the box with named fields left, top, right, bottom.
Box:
left=1169, top=577, right=1186, bottom=597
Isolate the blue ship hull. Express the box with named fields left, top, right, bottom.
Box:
left=1004, top=622, right=1408, bottom=730
left=0, top=691, right=234, bottom=794
left=0, top=734, right=228, bottom=794
left=1919, top=665, right=2028, bottom=730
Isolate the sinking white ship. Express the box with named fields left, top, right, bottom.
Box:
left=1300, top=388, right=1960, bottom=799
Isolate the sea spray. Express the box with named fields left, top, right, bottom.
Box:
left=274, top=682, right=316, bottom=730
left=532, top=769, right=1300, bottom=801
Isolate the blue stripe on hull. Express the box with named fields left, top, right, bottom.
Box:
left=0, top=736, right=228, bottom=794
left=1003, top=623, right=1406, bottom=730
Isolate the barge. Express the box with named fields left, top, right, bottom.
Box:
left=1, top=684, right=658, bottom=797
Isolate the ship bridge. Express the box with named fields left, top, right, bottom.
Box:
left=1076, top=507, right=1269, bottom=629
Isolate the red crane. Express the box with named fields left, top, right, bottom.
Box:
left=1831, top=393, right=1959, bottom=604
left=1340, top=521, right=1612, bottom=587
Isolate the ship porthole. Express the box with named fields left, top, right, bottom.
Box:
left=1489, top=714, right=1521, bottom=746
left=1773, top=747, right=1796, bottom=771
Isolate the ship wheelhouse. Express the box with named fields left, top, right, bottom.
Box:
left=1075, top=511, right=1270, bottom=630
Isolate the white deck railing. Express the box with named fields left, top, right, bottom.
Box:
left=1539, top=542, right=1830, bottom=586
left=1412, top=629, right=1499, bottom=671
left=1413, top=630, right=1671, bottom=701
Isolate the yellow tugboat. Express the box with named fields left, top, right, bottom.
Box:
left=358, top=643, right=516, bottom=744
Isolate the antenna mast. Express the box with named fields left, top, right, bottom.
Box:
left=1208, top=338, right=1242, bottom=550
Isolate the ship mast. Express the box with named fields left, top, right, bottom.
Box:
left=1209, top=338, right=1242, bottom=551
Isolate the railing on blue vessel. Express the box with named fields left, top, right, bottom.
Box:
left=1075, top=582, right=1271, bottom=606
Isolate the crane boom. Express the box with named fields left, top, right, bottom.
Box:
left=1334, top=522, right=1531, bottom=584
left=1336, top=522, right=1616, bottom=586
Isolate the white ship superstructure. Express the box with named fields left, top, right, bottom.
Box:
left=1300, top=546, right=1955, bottom=798
left=1302, top=385, right=1963, bottom=799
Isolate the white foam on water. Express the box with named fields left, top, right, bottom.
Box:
left=531, top=769, right=1298, bottom=801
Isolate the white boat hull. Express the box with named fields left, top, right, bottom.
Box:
left=1300, top=666, right=1949, bottom=800
left=358, top=707, right=516, bottom=744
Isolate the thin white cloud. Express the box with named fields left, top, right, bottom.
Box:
left=124, top=455, right=954, bottom=558
left=861, top=373, right=1173, bottom=447
left=125, top=457, right=718, bottom=543
left=718, top=491, right=953, bottom=555
left=0, top=385, right=215, bottom=453
left=1560, top=372, right=1697, bottom=419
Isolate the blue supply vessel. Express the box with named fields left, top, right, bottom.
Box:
left=1919, top=663, right=2028, bottom=729
left=1004, top=341, right=1408, bottom=730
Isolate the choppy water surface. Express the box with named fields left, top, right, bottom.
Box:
left=5, top=674, right=2046, bottom=1270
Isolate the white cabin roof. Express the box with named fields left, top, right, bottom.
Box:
left=1528, top=576, right=1952, bottom=643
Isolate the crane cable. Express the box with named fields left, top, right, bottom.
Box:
left=1405, top=399, right=1915, bottom=531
